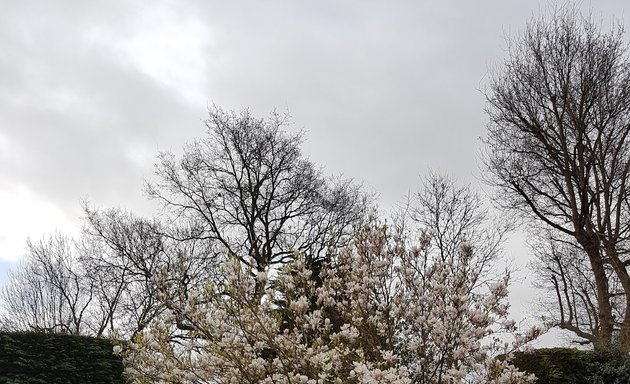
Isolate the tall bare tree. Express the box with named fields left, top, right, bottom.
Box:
left=145, top=107, right=369, bottom=290
left=485, top=8, right=630, bottom=349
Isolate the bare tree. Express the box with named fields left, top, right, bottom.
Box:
left=0, top=235, right=94, bottom=334
left=83, top=206, right=216, bottom=338
left=530, top=232, right=626, bottom=343
left=145, top=107, right=369, bottom=292
left=397, top=173, right=511, bottom=290
left=485, top=7, right=630, bottom=348
left=0, top=208, right=205, bottom=339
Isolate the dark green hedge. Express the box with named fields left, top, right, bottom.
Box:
left=0, top=332, right=126, bottom=384
left=510, top=347, right=630, bottom=384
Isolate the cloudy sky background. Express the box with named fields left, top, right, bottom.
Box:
left=0, top=1, right=628, bottom=326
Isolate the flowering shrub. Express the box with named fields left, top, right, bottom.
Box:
left=122, top=219, right=536, bottom=383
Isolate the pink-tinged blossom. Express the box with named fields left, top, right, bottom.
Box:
left=121, top=218, right=536, bottom=383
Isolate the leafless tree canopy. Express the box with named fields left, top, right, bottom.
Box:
left=82, top=207, right=169, bottom=338
left=530, top=232, right=625, bottom=343
left=84, top=206, right=217, bottom=336
left=146, top=107, right=369, bottom=275
left=485, top=8, right=630, bottom=349
left=0, top=235, right=94, bottom=334
left=398, top=173, right=510, bottom=291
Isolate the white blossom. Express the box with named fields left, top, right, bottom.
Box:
left=122, top=219, right=535, bottom=383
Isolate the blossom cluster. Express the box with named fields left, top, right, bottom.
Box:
left=121, top=220, right=536, bottom=383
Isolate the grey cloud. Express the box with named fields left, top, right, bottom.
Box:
left=183, top=1, right=539, bottom=202
left=0, top=0, right=207, bottom=218
left=0, top=0, right=628, bottom=218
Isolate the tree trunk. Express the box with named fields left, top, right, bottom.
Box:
left=603, top=244, right=630, bottom=349
left=578, top=233, right=613, bottom=350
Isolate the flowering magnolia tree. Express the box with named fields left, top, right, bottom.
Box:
left=121, top=218, right=536, bottom=383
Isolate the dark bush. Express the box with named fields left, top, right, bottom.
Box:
left=0, top=332, right=126, bottom=384
left=510, top=348, right=630, bottom=384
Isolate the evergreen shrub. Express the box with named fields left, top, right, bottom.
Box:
left=510, top=347, right=630, bottom=384
left=0, top=332, right=126, bottom=384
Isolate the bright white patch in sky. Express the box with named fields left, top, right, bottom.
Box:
left=85, top=4, right=213, bottom=106
left=0, top=184, right=77, bottom=262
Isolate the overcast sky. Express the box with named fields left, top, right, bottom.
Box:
left=0, top=1, right=628, bottom=325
